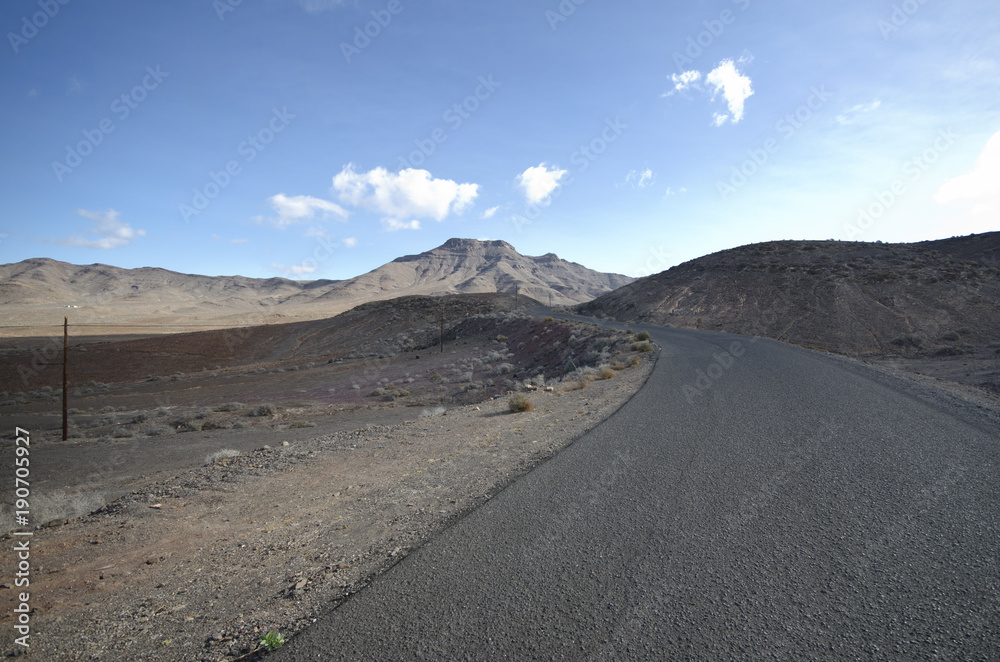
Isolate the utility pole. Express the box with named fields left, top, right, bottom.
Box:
left=62, top=317, right=68, bottom=441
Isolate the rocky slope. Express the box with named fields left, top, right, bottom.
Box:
left=577, top=233, right=1000, bottom=358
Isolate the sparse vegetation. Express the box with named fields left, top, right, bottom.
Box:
left=631, top=341, right=654, bottom=352
left=248, top=403, right=278, bottom=417
left=508, top=393, right=534, bottom=412
left=213, top=402, right=244, bottom=412
left=598, top=366, right=616, bottom=379
left=287, top=421, right=317, bottom=429
left=635, top=330, right=651, bottom=341
left=259, top=631, right=285, bottom=652
left=204, top=449, right=240, bottom=466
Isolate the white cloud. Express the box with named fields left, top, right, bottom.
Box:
left=269, top=261, right=318, bottom=276
left=516, top=164, right=568, bottom=204
left=45, top=209, right=145, bottom=249
left=667, top=70, right=702, bottom=95
left=835, top=100, right=882, bottom=126
left=481, top=205, right=500, bottom=219
left=259, top=193, right=348, bottom=228
left=625, top=169, right=655, bottom=189
left=933, top=131, right=1000, bottom=213
left=230, top=238, right=248, bottom=244
left=332, top=164, right=478, bottom=226
left=342, top=237, right=357, bottom=248
left=664, top=186, right=687, bottom=198
left=382, top=219, right=421, bottom=231
left=706, top=59, right=753, bottom=125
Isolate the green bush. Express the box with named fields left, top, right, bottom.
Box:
left=631, top=341, right=654, bottom=352
left=635, top=330, right=651, bottom=341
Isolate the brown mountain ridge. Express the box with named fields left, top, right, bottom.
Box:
left=0, top=238, right=633, bottom=334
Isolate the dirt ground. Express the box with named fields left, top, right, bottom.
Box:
left=0, top=357, right=652, bottom=661
left=0, top=303, right=654, bottom=660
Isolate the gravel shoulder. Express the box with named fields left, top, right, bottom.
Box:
left=0, top=356, right=652, bottom=661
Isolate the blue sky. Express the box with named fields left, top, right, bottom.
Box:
left=1, top=0, right=998, bottom=280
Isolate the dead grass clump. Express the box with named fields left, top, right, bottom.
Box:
left=631, top=341, right=654, bottom=352
left=598, top=366, right=616, bottom=380
left=628, top=356, right=641, bottom=368
left=509, top=393, right=534, bottom=413
left=204, top=449, right=240, bottom=466
left=248, top=403, right=278, bottom=417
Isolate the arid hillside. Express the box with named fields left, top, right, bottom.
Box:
left=577, top=233, right=1000, bottom=360
left=0, top=239, right=631, bottom=335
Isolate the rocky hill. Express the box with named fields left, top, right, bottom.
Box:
left=577, top=233, right=1000, bottom=358
left=0, top=239, right=631, bottom=334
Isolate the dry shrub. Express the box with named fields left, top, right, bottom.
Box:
left=509, top=393, right=534, bottom=413
left=598, top=366, right=616, bottom=380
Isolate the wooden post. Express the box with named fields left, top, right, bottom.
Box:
left=62, top=317, right=68, bottom=441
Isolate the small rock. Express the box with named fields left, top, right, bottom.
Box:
left=282, top=441, right=290, bottom=447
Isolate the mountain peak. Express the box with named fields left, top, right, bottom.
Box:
left=439, top=238, right=515, bottom=251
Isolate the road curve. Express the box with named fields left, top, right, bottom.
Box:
left=273, top=322, right=999, bottom=661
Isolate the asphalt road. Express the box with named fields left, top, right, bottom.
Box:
left=273, top=322, right=999, bottom=660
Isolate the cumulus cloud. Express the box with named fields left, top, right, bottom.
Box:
left=516, top=164, right=568, bottom=204
left=667, top=70, right=702, bottom=95
left=269, top=261, right=318, bottom=276
left=933, top=131, right=1000, bottom=214
left=257, top=193, right=348, bottom=228
left=332, top=164, right=478, bottom=230
left=481, top=205, right=500, bottom=219
left=706, top=59, right=753, bottom=125
left=625, top=169, right=655, bottom=189
left=44, top=209, right=145, bottom=249
left=664, top=59, right=753, bottom=126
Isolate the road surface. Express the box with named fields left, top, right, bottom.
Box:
left=273, top=322, right=999, bottom=660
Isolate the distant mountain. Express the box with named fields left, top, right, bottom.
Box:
left=0, top=239, right=632, bottom=332
left=577, top=233, right=1000, bottom=357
